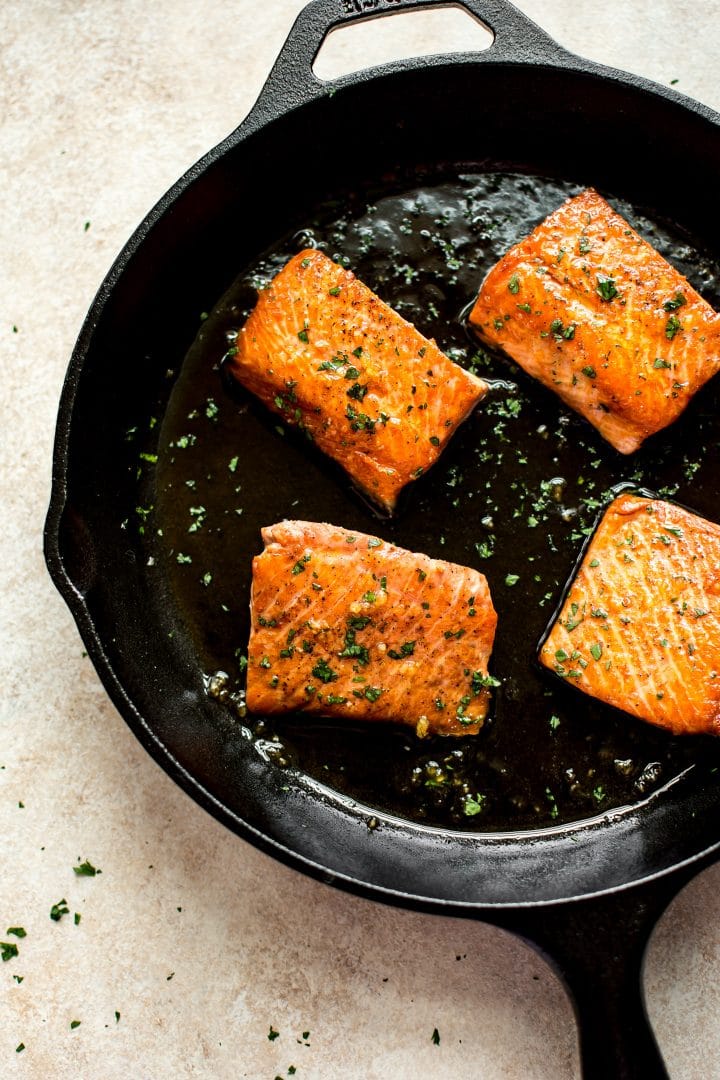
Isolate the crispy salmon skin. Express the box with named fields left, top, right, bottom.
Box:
left=229, top=249, right=487, bottom=513
left=468, top=188, right=720, bottom=453
left=540, top=493, right=720, bottom=736
left=247, top=521, right=498, bottom=736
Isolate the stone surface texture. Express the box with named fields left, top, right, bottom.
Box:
left=1, top=1, right=719, bottom=1077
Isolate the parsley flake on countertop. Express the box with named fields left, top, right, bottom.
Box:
left=50, top=899, right=70, bottom=922
left=268, top=1026, right=280, bottom=1041
left=431, top=1027, right=441, bottom=1045
left=1, top=941, right=19, bottom=961
left=7, top=927, right=26, bottom=938
left=73, top=860, right=100, bottom=876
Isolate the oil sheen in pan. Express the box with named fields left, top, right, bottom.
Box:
left=155, top=170, right=720, bottom=832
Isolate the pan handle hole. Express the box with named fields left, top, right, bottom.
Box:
left=312, top=6, right=493, bottom=82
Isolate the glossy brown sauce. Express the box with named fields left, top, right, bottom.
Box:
left=154, top=171, right=720, bottom=830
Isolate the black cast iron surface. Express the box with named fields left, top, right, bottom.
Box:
left=45, top=1, right=720, bottom=1076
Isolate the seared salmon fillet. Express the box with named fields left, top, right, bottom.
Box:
left=468, top=188, right=720, bottom=453
left=540, top=492, right=720, bottom=736
left=229, top=249, right=487, bottom=513
left=247, top=521, right=498, bottom=736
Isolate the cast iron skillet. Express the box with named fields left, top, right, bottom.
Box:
left=45, top=1, right=720, bottom=1075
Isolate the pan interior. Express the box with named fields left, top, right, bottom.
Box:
left=53, top=61, right=720, bottom=902
left=153, top=167, right=720, bottom=834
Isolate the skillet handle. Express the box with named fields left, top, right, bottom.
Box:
left=493, top=860, right=713, bottom=1079
left=241, top=0, right=565, bottom=129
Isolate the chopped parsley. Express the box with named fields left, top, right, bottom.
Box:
left=70, top=1020, right=81, bottom=1030
left=1, top=941, right=19, bottom=961
left=387, top=641, right=415, bottom=660
left=581, top=365, right=596, bottom=379
left=291, top=554, right=311, bottom=575
left=653, top=357, right=672, bottom=369
left=471, top=671, right=500, bottom=693
left=663, top=292, right=686, bottom=311
left=463, top=793, right=486, bottom=817
left=508, top=273, right=520, bottom=294
left=311, top=659, right=338, bottom=684
left=338, top=621, right=370, bottom=666
left=596, top=276, right=618, bottom=302
left=346, top=404, right=376, bottom=434
left=297, top=328, right=309, bottom=344
left=268, top=1027, right=280, bottom=1041
left=73, top=859, right=100, bottom=877
left=347, top=382, right=368, bottom=401
left=431, top=1028, right=441, bottom=1045
left=50, top=899, right=70, bottom=922
left=505, top=573, right=520, bottom=586
left=590, top=643, right=603, bottom=661
left=665, top=315, right=682, bottom=340
left=548, top=315, right=578, bottom=341
left=6, top=927, right=26, bottom=938
left=364, top=686, right=383, bottom=702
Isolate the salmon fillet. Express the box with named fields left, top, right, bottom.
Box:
left=229, top=249, right=487, bottom=513
left=468, top=188, right=720, bottom=453
left=539, top=492, right=720, bottom=736
left=246, top=520, right=498, bottom=736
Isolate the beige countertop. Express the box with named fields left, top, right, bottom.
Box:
left=2, top=1, right=720, bottom=1076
